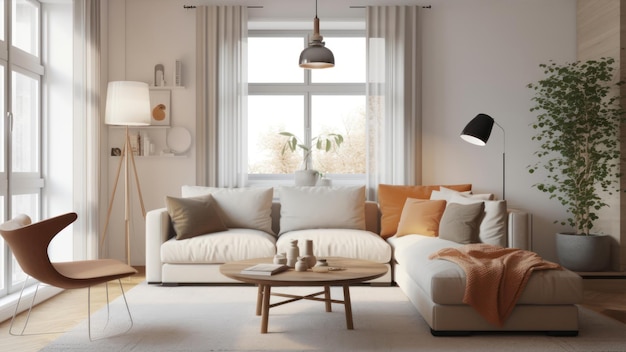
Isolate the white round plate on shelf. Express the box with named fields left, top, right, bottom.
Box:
left=166, top=127, right=192, bottom=154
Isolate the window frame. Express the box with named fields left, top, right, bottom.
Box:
left=247, top=29, right=366, bottom=187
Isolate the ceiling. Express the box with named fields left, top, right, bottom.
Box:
left=182, top=0, right=431, bottom=21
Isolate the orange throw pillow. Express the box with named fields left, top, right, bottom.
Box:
left=395, top=198, right=447, bottom=237
left=378, top=184, right=472, bottom=239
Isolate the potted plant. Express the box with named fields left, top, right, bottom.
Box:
left=527, top=57, right=624, bottom=271
left=279, top=131, right=344, bottom=186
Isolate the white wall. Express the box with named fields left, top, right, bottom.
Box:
left=421, top=0, right=577, bottom=261
left=104, top=0, right=196, bottom=265
left=103, top=0, right=583, bottom=264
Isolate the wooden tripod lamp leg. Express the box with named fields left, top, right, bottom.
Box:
left=100, top=134, right=126, bottom=257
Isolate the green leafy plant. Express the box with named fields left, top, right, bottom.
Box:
left=527, top=57, right=624, bottom=235
left=279, top=131, right=344, bottom=170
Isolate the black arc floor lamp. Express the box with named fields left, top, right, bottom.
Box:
left=460, top=113, right=506, bottom=200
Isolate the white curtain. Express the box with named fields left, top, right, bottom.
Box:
left=366, top=6, right=421, bottom=199
left=73, top=0, right=102, bottom=259
left=196, top=6, right=248, bottom=187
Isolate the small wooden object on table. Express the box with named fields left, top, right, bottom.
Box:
left=220, top=257, right=387, bottom=333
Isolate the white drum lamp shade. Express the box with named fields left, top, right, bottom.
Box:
left=105, top=81, right=151, bottom=126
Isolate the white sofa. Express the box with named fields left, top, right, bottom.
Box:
left=145, top=184, right=582, bottom=335
left=146, top=185, right=392, bottom=285
left=382, top=188, right=582, bottom=336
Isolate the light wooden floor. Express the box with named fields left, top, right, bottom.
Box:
left=0, top=267, right=624, bottom=352
left=0, top=267, right=145, bottom=352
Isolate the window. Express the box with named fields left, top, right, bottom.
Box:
left=1, top=0, right=44, bottom=298
left=247, top=32, right=366, bottom=184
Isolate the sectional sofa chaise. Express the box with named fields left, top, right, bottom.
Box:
left=145, top=184, right=583, bottom=336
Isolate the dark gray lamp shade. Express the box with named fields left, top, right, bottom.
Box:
left=299, top=43, right=335, bottom=69
left=460, top=113, right=494, bottom=146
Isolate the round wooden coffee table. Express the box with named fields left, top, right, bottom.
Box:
left=220, top=257, right=388, bottom=333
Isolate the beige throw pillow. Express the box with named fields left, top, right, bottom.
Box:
left=439, top=202, right=485, bottom=244
left=166, top=195, right=227, bottom=240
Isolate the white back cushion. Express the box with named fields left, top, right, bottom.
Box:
left=278, top=186, right=366, bottom=234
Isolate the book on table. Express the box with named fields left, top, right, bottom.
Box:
left=241, top=263, right=289, bottom=276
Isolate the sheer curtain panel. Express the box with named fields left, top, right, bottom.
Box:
left=366, top=6, right=422, bottom=199
left=196, top=6, right=248, bottom=187
left=74, top=0, right=102, bottom=259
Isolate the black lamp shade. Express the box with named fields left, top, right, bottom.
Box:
left=460, top=113, right=494, bottom=146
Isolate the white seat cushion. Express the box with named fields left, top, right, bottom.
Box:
left=389, top=235, right=582, bottom=305
left=161, top=228, right=276, bottom=264
left=276, top=229, right=392, bottom=263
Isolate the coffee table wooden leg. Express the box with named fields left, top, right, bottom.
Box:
left=256, top=284, right=263, bottom=316
left=261, top=285, right=271, bottom=333
left=324, top=285, right=332, bottom=312
left=343, top=285, right=353, bottom=330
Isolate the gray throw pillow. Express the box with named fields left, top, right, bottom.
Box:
left=439, top=202, right=485, bottom=244
left=166, top=195, right=227, bottom=240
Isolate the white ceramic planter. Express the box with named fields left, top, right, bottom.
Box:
left=294, top=169, right=319, bottom=186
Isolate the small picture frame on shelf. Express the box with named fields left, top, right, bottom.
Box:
left=149, top=89, right=171, bottom=126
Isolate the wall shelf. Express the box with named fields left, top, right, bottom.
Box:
left=149, top=86, right=185, bottom=90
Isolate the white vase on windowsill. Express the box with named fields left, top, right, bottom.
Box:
left=294, top=169, right=319, bottom=186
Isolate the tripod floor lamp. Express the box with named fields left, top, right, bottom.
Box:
left=460, top=113, right=506, bottom=200
left=101, top=81, right=151, bottom=266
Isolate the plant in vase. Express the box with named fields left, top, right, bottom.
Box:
left=279, top=131, right=344, bottom=186
left=527, top=57, right=624, bottom=271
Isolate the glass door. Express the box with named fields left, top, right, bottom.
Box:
left=0, top=0, right=43, bottom=298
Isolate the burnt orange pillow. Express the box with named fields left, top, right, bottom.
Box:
left=396, top=199, right=447, bottom=237
left=378, top=184, right=472, bottom=239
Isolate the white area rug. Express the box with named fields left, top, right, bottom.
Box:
left=41, top=283, right=626, bottom=352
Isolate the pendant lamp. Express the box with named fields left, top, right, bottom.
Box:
left=299, top=0, right=334, bottom=69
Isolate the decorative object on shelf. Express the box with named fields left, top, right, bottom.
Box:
left=527, top=57, right=624, bottom=272
left=460, top=113, right=506, bottom=200
left=279, top=131, right=343, bottom=186
left=142, top=132, right=154, bottom=156
left=286, top=240, right=299, bottom=267
left=154, top=64, right=165, bottom=87
left=149, top=89, right=171, bottom=126
left=299, top=0, right=334, bottom=69
left=166, top=126, right=192, bottom=154
left=174, top=60, right=183, bottom=87
left=301, top=239, right=316, bottom=268
left=295, top=257, right=309, bottom=272
left=102, top=81, right=151, bottom=266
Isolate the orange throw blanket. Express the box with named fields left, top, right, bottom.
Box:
left=428, top=243, right=561, bottom=326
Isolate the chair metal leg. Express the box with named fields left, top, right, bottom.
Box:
left=8, top=277, right=134, bottom=340
left=8, top=277, right=40, bottom=336
left=88, top=279, right=134, bottom=341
